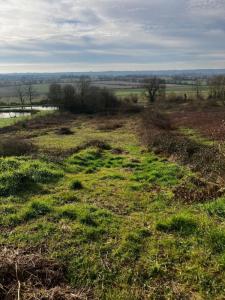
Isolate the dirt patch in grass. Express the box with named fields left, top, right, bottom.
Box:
left=0, top=247, right=90, bottom=300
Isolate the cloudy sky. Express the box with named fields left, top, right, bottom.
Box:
left=0, top=0, right=225, bottom=72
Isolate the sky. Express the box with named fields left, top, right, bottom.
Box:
left=0, top=0, right=225, bottom=73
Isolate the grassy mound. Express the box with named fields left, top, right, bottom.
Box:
left=0, top=157, right=63, bottom=196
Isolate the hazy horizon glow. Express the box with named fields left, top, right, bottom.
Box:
left=0, top=0, right=225, bottom=72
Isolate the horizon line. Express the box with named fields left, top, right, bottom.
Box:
left=1, top=67, right=225, bottom=75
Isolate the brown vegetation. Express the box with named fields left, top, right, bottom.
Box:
left=140, top=109, right=225, bottom=183
left=56, top=127, right=74, bottom=135
left=173, top=177, right=224, bottom=203
left=97, top=121, right=123, bottom=131
left=0, top=248, right=89, bottom=300
left=172, top=109, right=225, bottom=140
left=0, top=138, right=37, bottom=156
left=0, top=112, right=74, bottom=134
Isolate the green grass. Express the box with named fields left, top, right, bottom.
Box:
left=115, top=84, right=210, bottom=100
left=0, top=116, right=27, bottom=128
left=0, top=114, right=225, bottom=299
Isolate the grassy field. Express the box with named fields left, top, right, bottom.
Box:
left=1, top=111, right=225, bottom=299
left=0, top=81, right=210, bottom=104
left=115, top=85, right=210, bottom=99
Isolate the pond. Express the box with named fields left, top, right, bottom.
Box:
left=0, top=106, right=58, bottom=119
left=0, top=112, right=31, bottom=118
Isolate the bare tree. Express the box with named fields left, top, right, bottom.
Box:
left=26, top=83, right=36, bottom=109
left=143, top=77, right=166, bottom=104
left=15, top=85, right=26, bottom=109
left=208, top=75, right=225, bottom=100
left=194, top=79, right=203, bottom=99
left=76, top=77, right=91, bottom=107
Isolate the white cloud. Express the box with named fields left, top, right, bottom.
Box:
left=0, top=0, right=224, bottom=71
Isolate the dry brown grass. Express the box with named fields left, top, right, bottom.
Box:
left=139, top=109, right=225, bottom=184
left=97, top=121, right=123, bottom=131
left=0, top=112, right=74, bottom=134
left=171, top=108, right=225, bottom=141
left=0, top=138, right=37, bottom=157
left=141, top=108, right=174, bottom=131
left=0, top=247, right=90, bottom=300
left=173, top=177, right=224, bottom=203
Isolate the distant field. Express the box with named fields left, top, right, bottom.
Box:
left=115, top=84, right=210, bottom=99
left=0, top=81, right=210, bottom=104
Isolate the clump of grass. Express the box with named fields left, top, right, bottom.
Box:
left=70, top=180, right=83, bottom=190
left=205, top=198, right=225, bottom=218
left=130, top=155, right=184, bottom=188
left=67, top=148, right=125, bottom=174
left=23, top=201, right=52, bottom=221
left=57, top=205, right=77, bottom=220
left=114, top=228, right=151, bottom=262
left=156, top=214, right=198, bottom=236
left=0, top=157, right=63, bottom=196
left=9, top=200, right=52, bottom=225
left=53, top=192, right=79, bottom=204
left=207, top=228, right=225, bottom=253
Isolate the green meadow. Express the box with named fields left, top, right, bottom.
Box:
left=0, top=113, right=225, bottom=299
